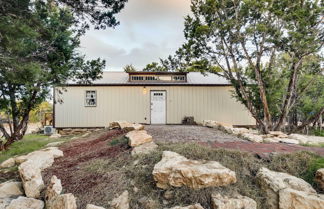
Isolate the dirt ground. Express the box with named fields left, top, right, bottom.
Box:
left=40, top=127, right=324, bottom=208
left=145, top=125, right=244, bottom=143
left=42, top=129, right=130, bottom=208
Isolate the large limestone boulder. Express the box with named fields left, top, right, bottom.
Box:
left=202, top=120, right=233, bottom=131
left=0, top=198, right=13, bottom=209
left=152, top=151, right=237, bottom=189
left=6, top=196, right=44, bottom=209
left=0, top=157, right=15, bottom=168
left=45, top=141, right=65, bottom=147
left=45, top=176, right=62, bottom=202
left=211, top=193, right=257, bottom=209
left=131, top=141, right=158, bottom=156
left=256, top=167, right=316, bottom=209
left=269, top=131, right=288, bottom=138
left=231, top=128, right=250, bottom=136
left=315, top=168, right=324, bottom=191
left=202, top=120, right=218, bottom=128
left=278, top=138, right=299, bottom=144
left=279, top=188, right=324, bottom=209
left=288, top=134, right=309, bottom=144
left=18, top=147, right=63, bottom=198
left=86, top=204, right=105, bottom=209
left=126, top=130, right=153, bottom=147
left=111, top=190, right=129, bottom=209
left=169, top=204, right=204, bottom=209
left=18, top=163, right=44, bottom=198
left=109, top=121, right=144, bottom=131
left=47, top=193, right=77, bottom=209
left=240, top=133, right=263, bottom=143
left=0, top=181, right=24, bottom=198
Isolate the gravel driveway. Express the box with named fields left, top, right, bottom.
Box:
left=145, top=125, right=244, bottom=143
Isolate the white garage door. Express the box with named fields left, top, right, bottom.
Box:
left=150, top=91, right=166, bottom=124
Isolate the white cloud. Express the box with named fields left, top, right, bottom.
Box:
left=79, top=0, right=191, bottom=71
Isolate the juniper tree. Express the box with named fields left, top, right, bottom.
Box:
left=178, top=0, right=323, bottom=133
left=0, top=0, right=127, bottom=149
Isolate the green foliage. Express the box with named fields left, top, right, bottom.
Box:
left=143, top=62, right=167, bottom=72
left=0, top=0, right=128, bottom=32
left=29, top=101, right=53, bottom=123
left=303, top=157, right=324, bottom=189
left=172, top=0, right=323, bottom=132
left=0, top=0, right=129, bottom=145
left=123, top=64, right=137, bottom=72
left=109, top=136, right=128, bottom=146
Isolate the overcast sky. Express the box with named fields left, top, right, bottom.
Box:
left=79, top=0, right=191, bottom=71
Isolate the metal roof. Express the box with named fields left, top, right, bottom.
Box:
left=67, top=71, right=231, bottom=86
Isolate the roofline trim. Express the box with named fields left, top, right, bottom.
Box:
left=57, top=83, right=232, bottom=87
left=127, top=71, right=188, bottom=75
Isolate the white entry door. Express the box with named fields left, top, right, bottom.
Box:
left=150, top=91, right=166, bottom=124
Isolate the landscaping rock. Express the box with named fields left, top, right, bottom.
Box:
left=231, top=128, right=250, bottom=136
left=0, top=158, right=15, bottom=168
left=152, top=151, right=236, bottom=189
left=138, top=197, right=158, bottom=209
left=86, top=204, right=105, bottom=209
left=202, top=120, right=218, bottom=128
left=109, top=121, right=144, bottom=131
left=6, top=196, right=44, bottom=209
left=15, top=155, right=29, bottom=164
left=131, top=141, right=158, bottom=156
left=126, top=130, right=153, bottom=147
left=18, top=147, right=63, bottom=198
left=240, top=133, right=263, bottom=143
left=18, top=163, right=44, bottom=198
left=47, top=193, right=77, bottom=209
left=263, top=137, right=281, bottom=143
left=0, top=198, right=13, bottom=209
left=169, top=204, right=204, bottom=209
left=256, top=167, right=316, bottom=209
left=269, top=131, right=288, bottom=138
left=288, top=134, right=309, bottom=144
left=278, top=138, right=299, bottom=144
left=0, top=181, right=24, bottom=198
left=111, top=190, right=129, bottom=209
left=45, top=141, right=65, bottom=147
left=45, top=176, right=62, bottom=201
left=279, top=188, right=324, bottom=209
left=315, top=168, right=324, bottom=191
left=211, top=193, right=257, bottom=209
left=50, top=133, right=62, bottom=139
left=163, top=190, right=174, bottom=200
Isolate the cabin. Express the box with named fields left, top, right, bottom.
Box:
left=54, top=72, right=255, bottom=129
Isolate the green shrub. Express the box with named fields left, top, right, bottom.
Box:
left=303, top=157, right=324, bottom=189
left=109, top=136, right=128, bottom=146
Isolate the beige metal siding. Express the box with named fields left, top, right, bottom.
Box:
left=55, top=86, right=255, bottom=127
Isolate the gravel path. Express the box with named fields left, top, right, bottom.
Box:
left=145, top=125, right=244, bottom=143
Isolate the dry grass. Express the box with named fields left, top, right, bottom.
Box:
left=81, top=142, right=321, bottom=209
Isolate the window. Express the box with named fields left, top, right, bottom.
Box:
left=85, top=90, right=97, bottom=107
left=173, top=75, right=185, bottom=81
left=145, top=76, right=158, bottom=81
left=131, top=76, right=144, bottom=81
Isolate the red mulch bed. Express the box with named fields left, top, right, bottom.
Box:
left=42, top=129, right=130, bottom=208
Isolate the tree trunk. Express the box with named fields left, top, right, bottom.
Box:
left=290, top=107, right=324, bottom=133
left=275, top=58, right=302, bottom=131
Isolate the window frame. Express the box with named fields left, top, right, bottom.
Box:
left=85, top=90, right=97, bottom=107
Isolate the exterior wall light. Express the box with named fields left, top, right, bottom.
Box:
left=143, top=86, right=147, bottom=95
